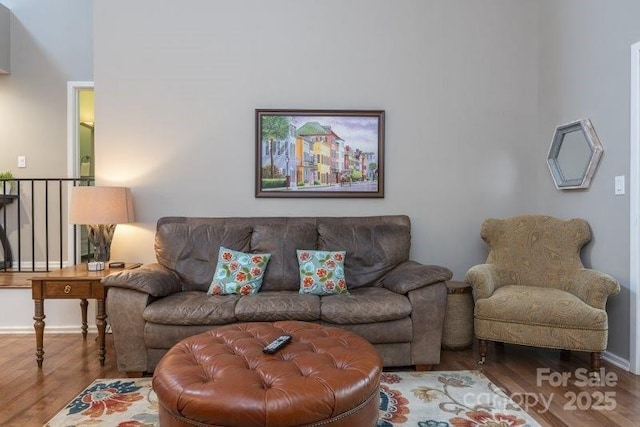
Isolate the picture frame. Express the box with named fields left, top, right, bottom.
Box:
left=255, top=109, right=385, bottom=198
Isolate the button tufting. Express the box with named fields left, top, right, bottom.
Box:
left=153, top=321, right=382, bottom=426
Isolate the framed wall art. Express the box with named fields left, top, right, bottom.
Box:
left=255, top=109, right=385, bottom=198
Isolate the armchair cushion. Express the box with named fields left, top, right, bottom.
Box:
left=475, top=285, right=608, bottom=330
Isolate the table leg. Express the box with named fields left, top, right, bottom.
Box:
left=96, top=299, right=106, bottom=366
left=33, top=299, right=45, bottom=368
left=80, top=299, right=88, bottom=339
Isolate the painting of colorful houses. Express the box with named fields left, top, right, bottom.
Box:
left=256, top=110, right=384, bottom=198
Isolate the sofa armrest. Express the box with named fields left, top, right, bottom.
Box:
left=381, top=260, right=452, bottom=295
left=102, top=263, right=182, bottom=297
left=565, top=268, right=621, bottom=309
left=105, top=287, right=151, bottom=374
left=407, top=280, right=447, bottom=365
left=465, top=263, right=499, bottom=300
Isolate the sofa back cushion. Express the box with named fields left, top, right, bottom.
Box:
left=317, top=216, right=411, bottom=289
left=154, top=215, right=412, bottom=292
left=156, top=217, right=253, bottom=291
left=250, top=219, right=318, bottom=291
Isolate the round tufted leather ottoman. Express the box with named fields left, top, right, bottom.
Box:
left=152, top=321, right=382, bottom=427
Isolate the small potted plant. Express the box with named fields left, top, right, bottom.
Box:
left=0, top=171, right=15, bottom=194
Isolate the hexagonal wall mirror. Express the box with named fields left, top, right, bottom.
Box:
left=547, top=118, right=603, bottom=190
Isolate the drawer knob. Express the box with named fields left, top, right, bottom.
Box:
left=64, top=285, right=72, bottom=294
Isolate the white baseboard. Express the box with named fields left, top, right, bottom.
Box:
left=4, top=261, right=72, bottom=270
left=0, top=325, right=98, bottom=334
left=603, top=350, right=631, bottom=371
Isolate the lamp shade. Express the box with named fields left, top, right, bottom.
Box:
left=69, top=186, right=134, bottom=225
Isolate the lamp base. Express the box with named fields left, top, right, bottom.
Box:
left=86, top=224, right=116, bottom=263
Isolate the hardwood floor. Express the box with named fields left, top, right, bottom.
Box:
left=0, top=333, right=639, bottom=426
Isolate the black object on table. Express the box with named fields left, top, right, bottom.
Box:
left=0, top=195, right=18, bottom=269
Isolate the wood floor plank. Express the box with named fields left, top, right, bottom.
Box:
left=0, top=334, right=639, bottom=426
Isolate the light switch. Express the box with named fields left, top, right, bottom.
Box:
left=18, top=155, right=26, bottom=168
left=615, top=176, right=625, bottom=195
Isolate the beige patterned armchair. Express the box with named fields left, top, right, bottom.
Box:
left=465, top=215, right=620, bottom=371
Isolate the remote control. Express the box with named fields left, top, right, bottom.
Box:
left=263, top=335, right=292, bottom=354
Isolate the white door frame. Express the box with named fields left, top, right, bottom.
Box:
left=66, top=81, right=94, bottom=264
left=630, top=42, right=640, bottom=374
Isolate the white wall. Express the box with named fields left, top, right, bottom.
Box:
left=0, top=0, right=93, bottom=331
left=536, top=0, right=640, bottom=362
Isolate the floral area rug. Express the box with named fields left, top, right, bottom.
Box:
left=45, top=371, right=540, bottom=426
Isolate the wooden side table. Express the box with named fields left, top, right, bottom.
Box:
left=30, top=263, right=141, bottom=367
left=441, top=280, right=475, bottom=351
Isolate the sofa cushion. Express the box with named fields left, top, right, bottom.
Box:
left=250, top=220, right=318, bottom=291
left=207, top=247, right=271, bottom=295
left=297, top=250, right=348, bottom=295
left=156, top=221, right=253, bottom=292
left=321, top=318, right=413, bottom=344
left=143, top=291, right=240, bottom=326
left=321, top=287, right=412, bottom=324
left=317, top=216, right=411, bottom=289
left=235, top=291, right=320, bottom=322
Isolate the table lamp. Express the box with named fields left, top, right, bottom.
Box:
left=69, top=186, right=134, bottom=267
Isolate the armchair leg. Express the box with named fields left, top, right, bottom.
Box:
left=478, top=339, right=488, bottom=365
left=590, top=352, right=602, bottom=371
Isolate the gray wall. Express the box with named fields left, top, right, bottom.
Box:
left=0, top=4, right=9, bottom=73
left=536, top=0, right=640, bottom=361
left=0, top=0, right=634, bottom=362
left=94, top=0, right=540, bottom=278
left=0, top=0, right=92, bottom=177
left=95, top=0, right=635, bottom=361
left=0, top=0, right=94, bottom=331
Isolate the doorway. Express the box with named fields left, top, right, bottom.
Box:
left=66, top=81, right=95, bottom=264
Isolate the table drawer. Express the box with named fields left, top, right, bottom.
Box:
left=43, top=281, right=91, bottom=297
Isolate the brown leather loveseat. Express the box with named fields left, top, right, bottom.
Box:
left=103, top=215, right=451, bottom=376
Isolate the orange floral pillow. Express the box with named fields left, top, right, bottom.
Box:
left=207, top=247, right=271, bottom=295
left=296, top=250, right=348, bottom=295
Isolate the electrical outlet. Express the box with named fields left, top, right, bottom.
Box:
left=18, top=155, right=26, bottom=168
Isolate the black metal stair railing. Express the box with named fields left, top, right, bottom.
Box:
left=0, top=178, right=94, bottom=273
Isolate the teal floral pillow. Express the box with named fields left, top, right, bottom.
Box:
left=207, top=247, right=271, bottom=296
left=296, top=250, right=348, bottom=295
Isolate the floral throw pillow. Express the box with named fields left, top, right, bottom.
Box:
left=207, top=247, right=271, bottom=296
left=296, top=250, right=348, bottom=295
